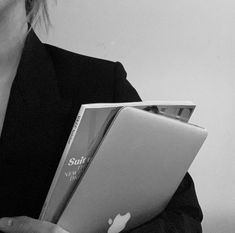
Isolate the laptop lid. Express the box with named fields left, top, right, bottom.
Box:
left=58, top=107, right=207, bottom=233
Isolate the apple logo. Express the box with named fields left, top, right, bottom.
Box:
left=107, top=213, right=131, bottom=233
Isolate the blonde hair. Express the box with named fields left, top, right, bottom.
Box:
left=26, top=0, right=51, bottom=30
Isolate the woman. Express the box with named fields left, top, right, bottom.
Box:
left=0, top=1, right=203, bottom=233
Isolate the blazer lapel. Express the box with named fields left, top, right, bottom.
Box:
left=0, top=31, right=77, bottom=217
left=0, top=30, right=65, bottom=165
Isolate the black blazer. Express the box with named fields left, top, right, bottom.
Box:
left=0, top=31, right=203, bottom=233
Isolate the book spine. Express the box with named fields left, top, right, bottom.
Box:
left=39, top=105, right=86, bottom=220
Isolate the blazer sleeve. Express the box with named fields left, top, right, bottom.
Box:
left=112, top=62, right=203, bottom=233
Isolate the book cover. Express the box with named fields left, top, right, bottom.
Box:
left=39, top=101, right=195, bottom=223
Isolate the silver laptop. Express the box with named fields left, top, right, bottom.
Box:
left=58, top=107, right=207, bottom=233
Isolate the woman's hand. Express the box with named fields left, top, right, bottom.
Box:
left=0, top=216, right=69, bottom=233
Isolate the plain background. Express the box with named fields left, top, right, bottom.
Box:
left=38, top=0, right=235, bottom=232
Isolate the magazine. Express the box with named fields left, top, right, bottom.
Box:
left=39, top=101, right=195, bottom=223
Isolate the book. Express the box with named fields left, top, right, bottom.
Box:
left=39, top=101, right=195, bottom=223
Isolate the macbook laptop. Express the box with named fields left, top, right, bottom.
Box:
left=58, top=106, right=207, bottom=233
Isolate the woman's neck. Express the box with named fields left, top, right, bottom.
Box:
left=0, top=1, right=28, bottom=85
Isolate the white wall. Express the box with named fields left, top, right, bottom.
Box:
left=38, top=1, right=235, bottom=232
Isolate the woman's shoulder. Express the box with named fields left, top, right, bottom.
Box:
left=44, top=43, right=125, bottom=78
left=41, top=43, right=139, bottom=103
left=44, top=43, right=128, bottom=96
